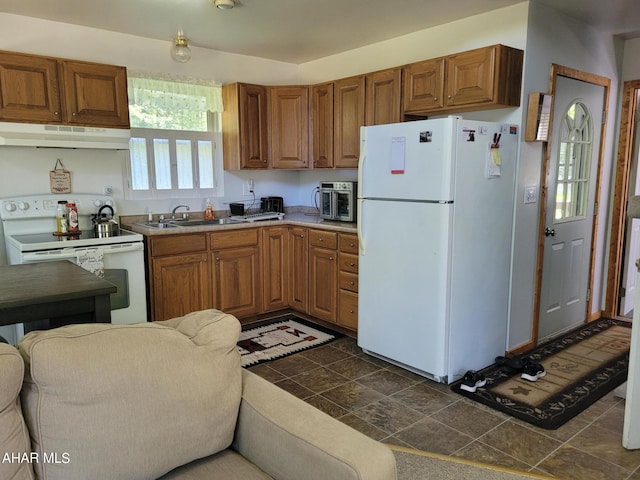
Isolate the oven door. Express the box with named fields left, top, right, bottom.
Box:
left=333, top=190, right=356, bottom=222
left=320, top=189, right=334, bottom=219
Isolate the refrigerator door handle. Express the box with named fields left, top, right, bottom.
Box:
left=357, top=199, right=365, bottom=256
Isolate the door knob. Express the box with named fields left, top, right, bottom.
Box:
left=544, top=227, right=556, bottom=237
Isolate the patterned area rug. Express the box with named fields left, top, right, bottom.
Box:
left=237, top=315, right=339, bottom=367
left=451, top=317, right=631, bottom=430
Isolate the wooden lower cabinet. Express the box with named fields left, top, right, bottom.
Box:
left=309, top=245, right=338, bottom=322
left=308, top=229, right=338, bottom=322
left=211, top=246, right=261, bottom=318
left=288, top=226, right=309, bottom=312
left=337, top=233, right=359, bottom=330
left=262, top=226, right=289, bottom=312
left=211, top=229, right=261, bottom=318
left=150, top=253, right=210, bottom=322
left=146, top=226, right=358, bottom=330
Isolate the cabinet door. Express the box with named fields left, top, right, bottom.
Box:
left=338, top=290, right=358, bottom=330
left=240, top=84, right=269, bottom=169
left=288, top=227, right=309, bottom=313
left=270, top=86, right=309, bottom=169
left=445, top=46, right=497, bottom=108
left=151, top=253, right=210, bottom=322
left=212, top=246, right=261, bottom=318
left=334, top=75, right=365, bottom=169
left=309, top=246, right=338, bottom=323
left=402, top=58, right=445, bottom=113
left=365, top=68, right=401, bottom=126
left=262, top=227, right=289, bottom=312
left=310, top=83, right=334, bottom=168
left=0, top=51, right=62, bottom=123
left=60, top=61, right=129, bottom=127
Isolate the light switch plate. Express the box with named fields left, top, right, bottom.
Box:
left=524, top=186, right=538, bottom=204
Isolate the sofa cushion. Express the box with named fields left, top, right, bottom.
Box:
left=0, top=343, right=34, bottom=480
left=159, top=449, right=274, bottom=480
left=18, top=309, right=242, bottom=480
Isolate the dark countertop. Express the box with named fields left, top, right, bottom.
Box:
left=0, top=261, right=117, bottom=317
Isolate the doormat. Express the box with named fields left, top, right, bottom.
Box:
left=237, top=315, right=340, bottom=367
left=451, top=317, right=631, bottom=430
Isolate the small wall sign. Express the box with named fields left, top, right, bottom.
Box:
left=49, top=159, right=72, bottom=194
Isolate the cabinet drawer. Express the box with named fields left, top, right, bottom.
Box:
left=309, top=229, right=338, bottom=249
left=339, top=252, right=358, bottom=273
left=338, top=290, right=358, bottom=330
left=339, top=233, right=358, bottom=254
left=149, top=234, right=207, bottom=256
left=339, top=271, right=358, bottom=293
left=210, top=228, right=259, bottom=249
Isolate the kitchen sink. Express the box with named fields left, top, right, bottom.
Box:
left=169, top=218, right=231, bottom=227
left=135, top=222, right=178, bottom=229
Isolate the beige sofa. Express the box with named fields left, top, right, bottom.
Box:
left=0, top=309, right=396, bottom=480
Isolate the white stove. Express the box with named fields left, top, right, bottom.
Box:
left=1, top=194, right=147, bottom=343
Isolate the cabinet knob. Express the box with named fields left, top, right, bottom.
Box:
left=300, top=234, right=305, bottom=238
left=349, top=281, right=355, bottom=286
left=215, top=257, right=220, bottom=261
left=433, top=97, right=438, bottom=101
left=72, top=112, right=77, bottom=116
left=319, top=238, right=324, bottom=242
left=448, top=95, right=452, bottom=99
left=349, top=309, right=355, bottom=313
left=54, top=111, right=59, bottom=116
left=349, top=262, right=355, bottom=267
left=329, top=256, right=334, bottom=260
left=349, top=243, right=355, bottom=248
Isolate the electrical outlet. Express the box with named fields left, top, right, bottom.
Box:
left=243, top=183, right=252, bottom=196
left=103, top=186, right=113, bottom=196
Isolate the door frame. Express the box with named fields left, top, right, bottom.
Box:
left=606, top=79, right=640, bottom=317
left=528, top=64, right=610, bottom=351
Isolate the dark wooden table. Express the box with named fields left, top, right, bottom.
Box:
left=0, top=261, right=117, bottom=328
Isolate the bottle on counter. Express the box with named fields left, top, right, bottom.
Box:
left=56, top=201, right=67, bottom=233
left=204, top=198, right=215, bottom=221
left=66, top=202, right=79, bottom=232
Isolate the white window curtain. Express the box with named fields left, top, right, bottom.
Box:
left=127, top=73, right=223, bottom=114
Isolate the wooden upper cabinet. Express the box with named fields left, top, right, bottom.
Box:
left=0, top=51, right=129, bottom=128
left=445, top=44, right=522, bottom=109
left=270, top=86, right=309, bottom=169
left=60, top=61, right=129, bottom=128
left=0, top=51, right=62, bottom=123
left=222, top=83, right=269, bottom=170
left=310, top=82, right=334, bottom=168
left=365, top=68, right=402, bottom=126
left=403, top=44, right=523, bottom=115
left=334, top=75, right=365, bottom=169
left=402, top=58, right=445, bottom=113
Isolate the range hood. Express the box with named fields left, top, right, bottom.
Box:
left=0, top=122, right=131, bottom=149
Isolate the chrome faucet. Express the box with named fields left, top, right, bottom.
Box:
left=171, top=205, right=190, bottom=220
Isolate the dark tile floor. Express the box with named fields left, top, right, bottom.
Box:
left=248, top=335, right=640, bottom=480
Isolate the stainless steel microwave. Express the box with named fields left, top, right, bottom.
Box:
left=319, top=181, right=357, bottom=222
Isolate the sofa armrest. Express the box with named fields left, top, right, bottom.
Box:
left=233, top=369, right=396, bottom=480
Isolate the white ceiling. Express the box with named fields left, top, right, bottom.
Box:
left=0, top=0, right=639, bottom=64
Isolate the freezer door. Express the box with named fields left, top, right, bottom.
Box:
left=358, top=118, right=456, bottom=201
left=357, top=198, right=453, bottom=380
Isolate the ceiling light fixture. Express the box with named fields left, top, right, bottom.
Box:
left=170, top=31, right=191, bottom=63
left=213, top=0, right=235, bottom=10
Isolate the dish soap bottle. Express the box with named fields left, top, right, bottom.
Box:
left=204, top=199, right=215, bottom=221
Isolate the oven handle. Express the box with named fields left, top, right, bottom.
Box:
left=21, top=243, right=143, bottom=262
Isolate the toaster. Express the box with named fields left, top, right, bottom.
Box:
left=260, top=196, right=284, bottom=213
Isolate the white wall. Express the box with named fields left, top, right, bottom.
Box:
left=506, top=1, right=623, bottom=350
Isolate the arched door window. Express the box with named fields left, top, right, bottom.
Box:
left=554, top=101, right=593, bottom=221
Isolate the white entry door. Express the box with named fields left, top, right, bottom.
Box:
left=538, top=75, right=605, bottom=341
left=620, top=107, right=640, bottom=316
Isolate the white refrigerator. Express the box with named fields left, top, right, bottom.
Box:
left=357, top=117, right=518, bottom=383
